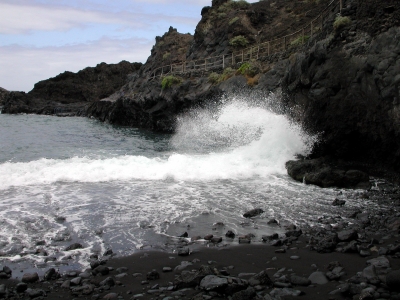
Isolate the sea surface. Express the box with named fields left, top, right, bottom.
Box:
left=0, top=96, right=366, bottom=273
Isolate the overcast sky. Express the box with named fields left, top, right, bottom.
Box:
left=0, top=0, right=258, bottom=92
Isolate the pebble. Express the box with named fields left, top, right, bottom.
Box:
left=308, top=271, right=329, bottom=285
left=290, top=256, right=300, bottom=260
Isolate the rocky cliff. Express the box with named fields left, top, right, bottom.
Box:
left=2, top=0, right=400, bottom=173
left=2, top=60, right=141, bottom=115
left=0, top=87, right=9, bottom=106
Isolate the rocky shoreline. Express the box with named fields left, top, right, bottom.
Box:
left=1, top=178, right=399, bottom=300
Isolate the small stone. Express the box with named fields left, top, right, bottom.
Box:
left=22, top=272, right=39, bottom=283
left=93, top=265, right=109, bottom=275
left=290, top=256, right=300, bottom=260
left=210, top=237, right=222, bottom=243
left=204, top=234, right=213, bottom=240
left=290, top=275, right=311, bottom=286
left=15, top=283, right=28, bottom=293
left=200, top=275, right=228, bottom=291
left=238, top=236, right=251, bottom=244
left=177, top=247, right=190, bottom=256
left=308, top=272, right=328, bottom=285
left=70, top=276, right=82, bottom=286
left=162, top=267, right=172, bottom=272
left=25, top=288, right=46, bottom=298
left=103, top=249, right=113, bottom=256
left=103, top=292, right=118, bottom=299
left=332, top=199, right=346, bottom=206
left=275, top=248, right=286, bottom=253
left=337, top=229, right=358, bottom=242
left=359, top=250, right=371, bottom=257
left=146, top=270, right=160, bottom=281
left=100, top=277, right=115, bottom=287
left=65, top=243, right=83, bottom=251
left=225, top=230, right=235, bottom=238
left=243, top=208, right=264, bottom=218
left=179, top=232, right=188, bottom=238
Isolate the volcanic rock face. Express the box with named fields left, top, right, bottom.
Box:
left=2, top=61, right=141, bottom=115
left=0, top=87, right=9, bottom=106
left=3, top=0, right=400, bottom=171
left=281, top=0, right=400, bottom=169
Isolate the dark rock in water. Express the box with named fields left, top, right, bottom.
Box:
left=65, top=243, right=83, bottom=251
left=103, top=249, right=113, bottom=256
left=22, top=273, right=39, bottom=283
left=2, top=266, right=11, bottom=276
left=285, top=158, right=370, bottom=189
left=179, top=232, right=188, bottom=238
left=191, top=235, right=202, bottom=241
left=210, top=237, right=222, bottom=244
left=225, top=230, right=236, bottom=238
left=146, top=270, right=160, bottom=280
left=332, top=199, right=346, bottom=206
left=204, top=234, right=213, bottom=240
left=285, top=229, right=302, bottom=238
left=243, top=208, right=264, bottom=218
left=267, top=219, right=278, bottom=224
left=262, top=233, right=279, bottom=242
left=44, top=268, right=58, bottom=281
left=386, top=270, right=400, bottom=291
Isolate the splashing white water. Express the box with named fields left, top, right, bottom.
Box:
left=0, top=97, right=315, bottom=189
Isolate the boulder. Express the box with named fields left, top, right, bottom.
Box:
left=22, top=273, right=39, bottom=283
left=286, top=158, right=370, bottom=189
left=200, top=275, right=228, bottom=291
left=243, top=208, right=264, bottom=218
left=386, top=270, right=400, bottom=292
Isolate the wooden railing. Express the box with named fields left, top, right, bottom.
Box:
left=149, top=0, right=341, bottom=80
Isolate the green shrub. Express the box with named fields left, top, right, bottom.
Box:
left=220, top=67, right=236, bottom=81
left=290, top=35, right=310, bottom=47
left=229, top=17, right=240, bottom=25
left=208, top=72, right=221, bottom=84
left=333, top=16, right=351, bottom=31
left=162, top=52, right=170, bottom=60
left=229, top=35, right=249, bottom=48
left=237, top=62, right=259, bottom=77
left=161, top=76, right=181, bottom=89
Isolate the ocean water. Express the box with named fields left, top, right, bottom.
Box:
left=0, top=95, right=364, bottom=273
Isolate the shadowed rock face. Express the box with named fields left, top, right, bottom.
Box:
left=2, top=61, right=142, bottom=115
left=2, top=0, right=400, bottom=172
left=0, top=87, right=9, bottom=106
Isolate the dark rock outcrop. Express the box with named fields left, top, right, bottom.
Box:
left=0, top=87, right=9, bottom=106
left=286, top=158, right=370, bottom=189
left=2, top=61, right=141, bottom=115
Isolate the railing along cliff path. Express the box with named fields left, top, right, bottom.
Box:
left=149, top=0, right=343, bottom=80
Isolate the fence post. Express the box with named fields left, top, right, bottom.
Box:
left=257, top=46, right=260, bottom=59
left=250, top=48, right=252, bottom=60
left=222, top=55, right=225, bottom=69
left=232, top=53, right=234, bottom=65
left=205, top=58, right=207, bottom=71
left=340, top=0, right=342, bottom=13
left=241, top=51, right=244, bottom=63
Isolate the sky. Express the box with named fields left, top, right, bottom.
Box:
left=0, top=0, right=258, bottom=92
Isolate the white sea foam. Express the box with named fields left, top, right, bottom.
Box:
left=0, top=99, right=314, bottom=190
